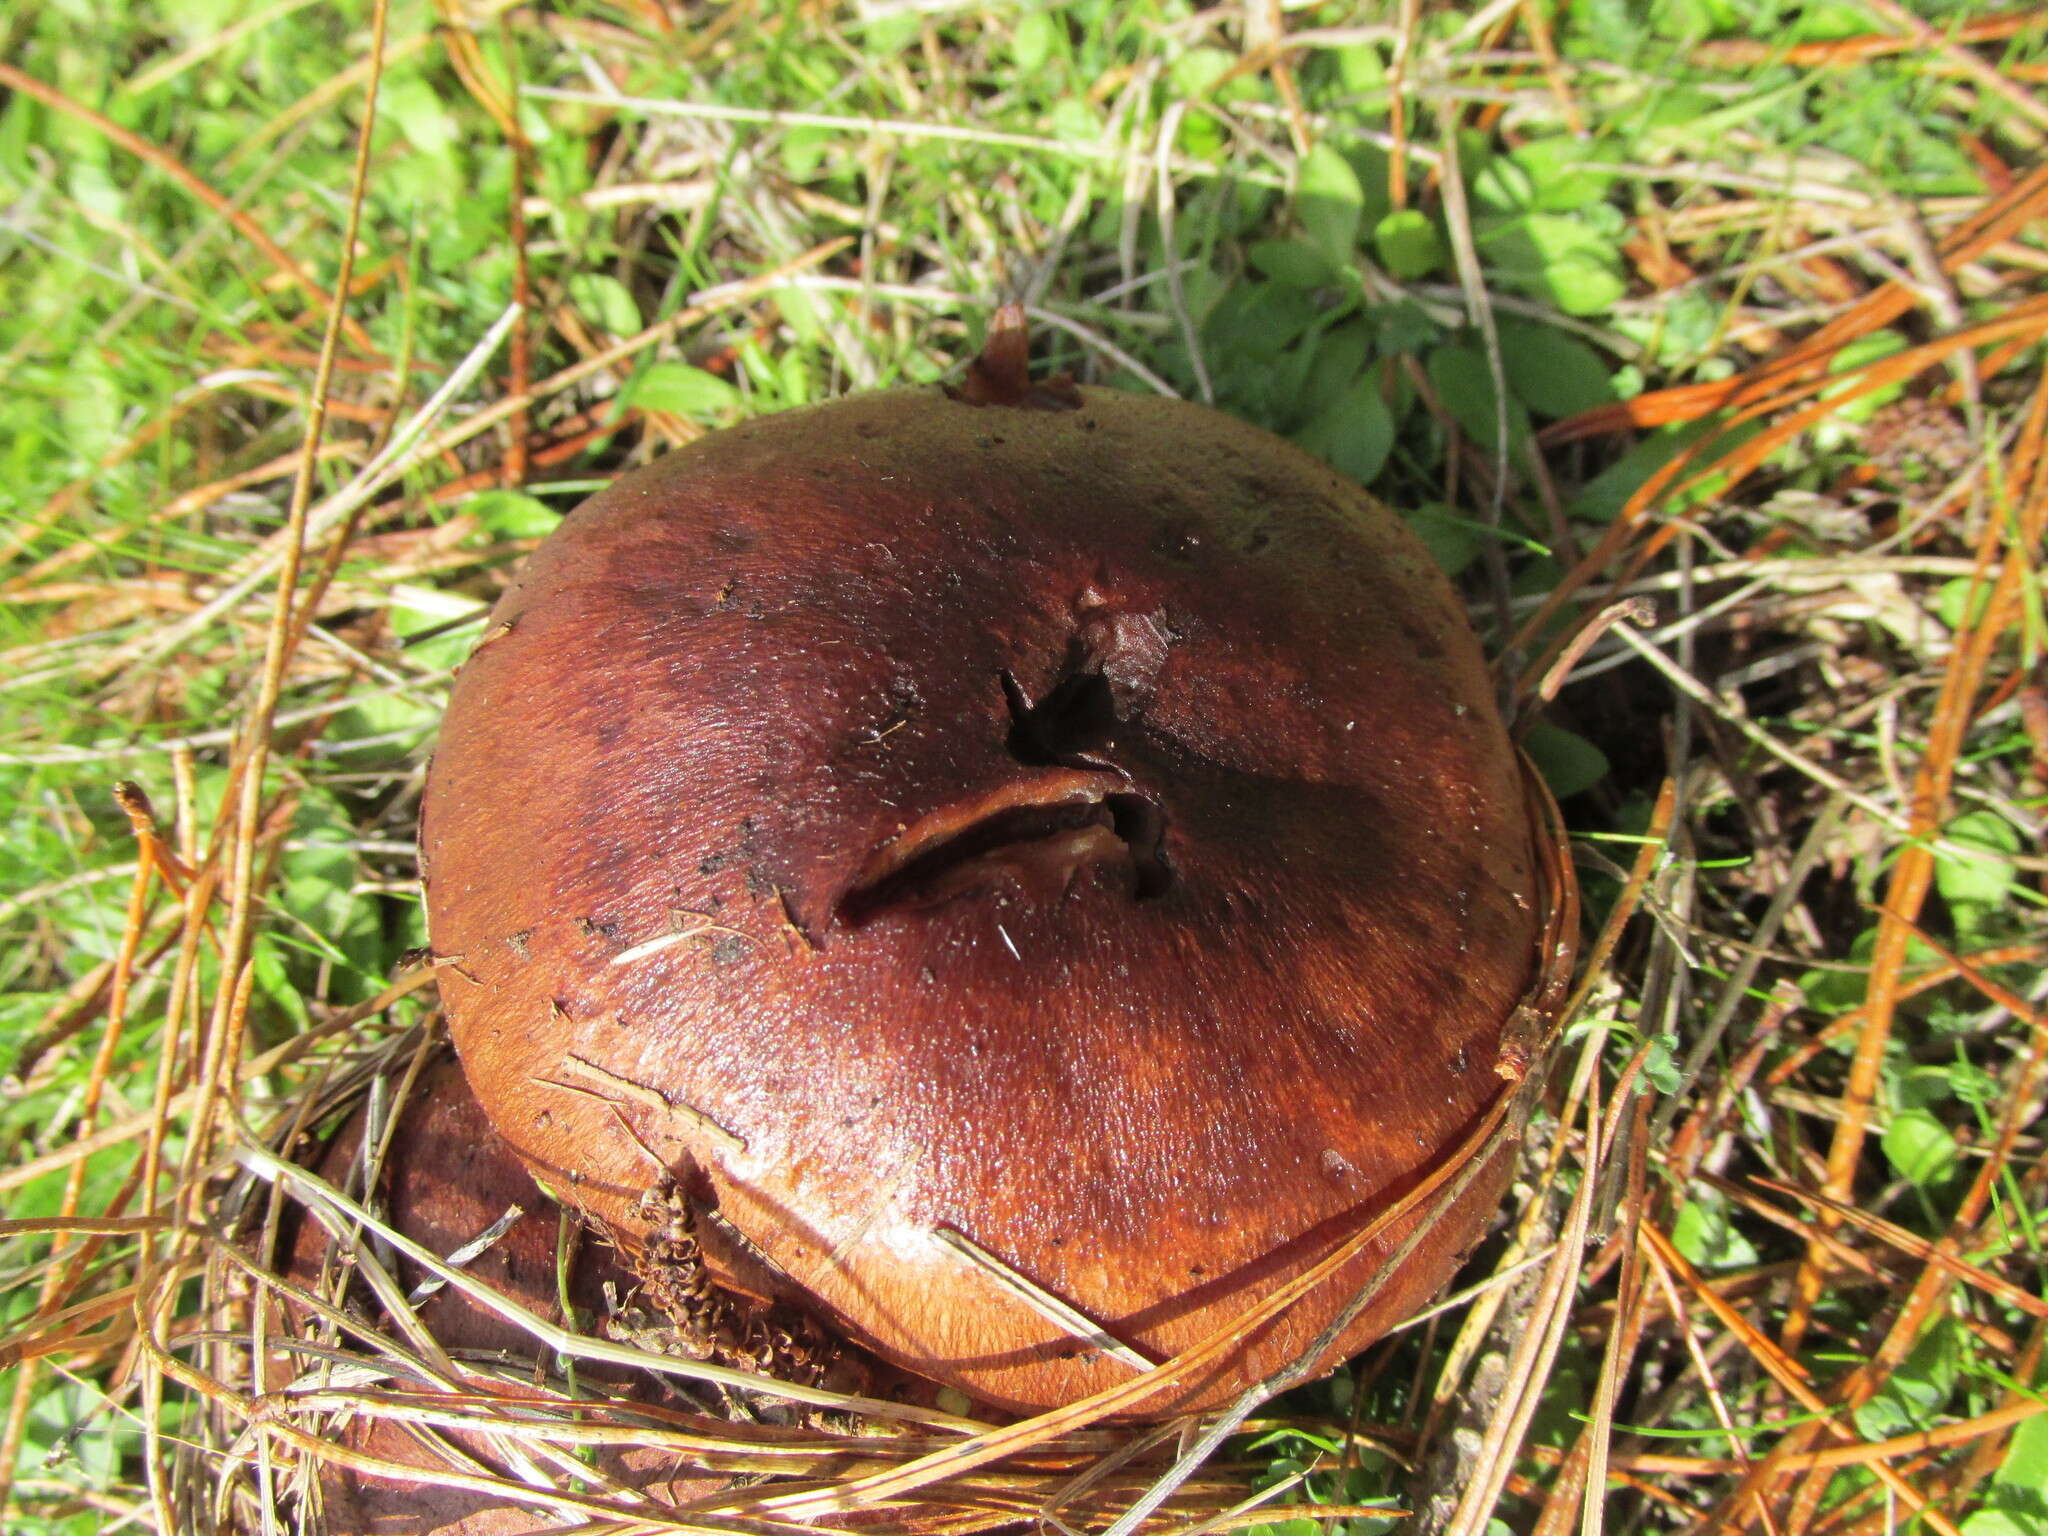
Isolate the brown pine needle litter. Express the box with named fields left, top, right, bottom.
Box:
left=4, top=3, right=2048, bottom=1534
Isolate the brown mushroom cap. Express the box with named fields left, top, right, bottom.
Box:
left=422, top=359, right=1574, bottom=1415
left=268, top=1056, right=725, bottom=1534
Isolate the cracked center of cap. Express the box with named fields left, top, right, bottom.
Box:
left=839, top=770, right=1170, bottom=925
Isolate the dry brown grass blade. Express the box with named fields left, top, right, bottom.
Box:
left=7, top=899, right=198, bottom=1083
left=1511, top=293, right=2048, bottom=697
left=1693, top=8, right=2044, bottom=67
left=0, top=969, right=434, bottom=1203
left=0, top=1217, right=168, bottom=1239
left=1638, top=1247, right=1770, bottom=1507
left=176, top=0, right=390, bottom=1234
left=0, top=1284, right=151, bottom=1371
left=433, top=0, right=537, bottom=487
left=138, top=857, right=219, bottom=1231
left=1516, top=0, right=1585, bottom=137
left=0, top=793, right=160, bottom=1512
left=1669, top=369, right=2048, bottom=1534
left=211, top=1129, right=1242, bottom=1529
left=1949, top=1323, right=2048, bottom=1520
left=1530, top=1384, right=2048, bottom=1478
left=1752, top=1177, right=2048, bottom=1321
left=1699, top=1170, right=1941, bottom=1302
left=0, top=62, right=382, bottom=361
left=1759, top=940, right=2047, bottom=1092
left=1435, top=1032, right=1634, bottom=1536
left=1407, top=777, right=1661, bottom=1535
left=1787, top=950, right=2048, bottom=1526
left=1783, top=362, right=2045, bottom=1352
left=1385, top=0, right=1421, bottom=213
left=1663, top=984, right=1799, bottom=1192
left=1863, top=903, right=2048, bottom=1030
left=1640, top=1223, right=1966, bottom=1536
left=1540, top=158, right=2048, bottom=446
left=102, top=237, right=855, bottom=686
left=0, top=397, right=203, bottom=568
left=1854, top=0, right=2048, bottom=132
left=148, top=1324, right=859, bottom=1536
left=0, top=442, right=362, bottom=601
left=1529, top=1090, right=1652, bottom=1536
left=1565, top=778, right=1675, bottom=1022
left=220, top=24, right=449, bottom=170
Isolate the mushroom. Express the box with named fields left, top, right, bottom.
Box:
left=421, top=311, right=1576, bottom=1417
left=265, top=1055, right=729, bottom=1534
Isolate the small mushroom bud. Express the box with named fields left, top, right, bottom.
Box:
left=265, top=1056, right=723, bottom=1534
left=421, top=312, right=1577, bottom=1417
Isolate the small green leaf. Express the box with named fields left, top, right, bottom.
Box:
left=1205, top=283, right=1320, bottom=364
left=778, top=349, right=813, bottom=406
left=1994, top=1411, right=2048, bottom=1497
left=1935, top=810, right=2020, bottom=912
left=1011, top=11, right=1059, bottom=73
left=1509, top=137, right=1617, bottom=213
left=1540, top=252, right=1627, bottom=315
left=1644, top=85, right=1724, bottom=132
left=1295, top=379, right=1395, bottom=486
left=773, top=287, right=826, bottom=345
left=66, top=159, right=126, bottom=222
left=1824, top=330, right=1909, bottom=423
left=1336, top=41, right=1387, bottom=95
left=1426, top=345, right=1530, bottom=455
left=1169, top=48, right=1233, bottom=96
left=565, top=273, right=642, bottom=336
left=1856, top=1316, right=1962, bottom=1439
left=1671, top=1194, right=1761, bottom=1272
left=382, top=74, right=460, bottom=157
left=385, top=592, right=478, bottom=673
left=1342, top=143, right=1394, bottom=229
left=780, top=126, right=834, bottom=180
left=1175, top=111, right=1225, bottom=158
left=251, top=939, right=310, bottom=1030
left=1373, top=209, right=1443, bottom=279
left=1937, top=575, right=1995, bottom=630
left=1478, top=212, right=1627, bottom=315
left=1248, top=238, right=1341, bottom=290
left=1498, top=322, right=1618, bottom=418
left=1402, top=503, right=1480, bottom=578
left=630, top=362, right=741, bottom=418
left=1883, top=1108, right=1959, bottom=1187
left=1567, top=418, right=1757, bottom=523
left=1643, top=1031, right=1683, bottom=1094
left=1471, top=154, right=1538, bottom=213
left=58, top=358, right=122, bottom=460
left=1367, top=298, right=1441, bottom=356
left=1787, top=1, right=1887, bottom=43
left=853, top=11, right=919, bottom=52
left=1048, top=99, right=1100, bottom=143
left=1523, top=721, right=1609, bottom=799
left=1895, top=1064, right=1957, bottom=1112
left=1512, top=554, right=1563, bottom=600
left=1297, top=323, right=1372, bottom=415
left=1960, top=1514, right=2037, bottom=1536
left=1297, top=143, right=1365, bottom=266
left=159, top=0, right=243, bottom=34
left=467, top=489, right=558, bottom=541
